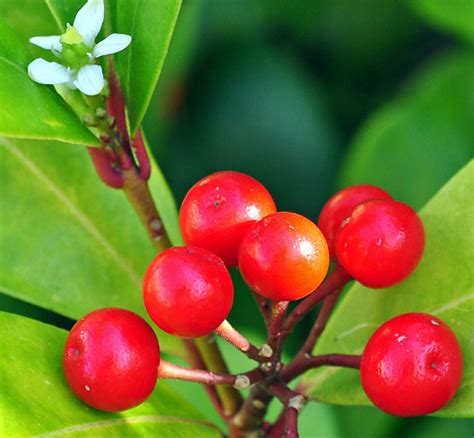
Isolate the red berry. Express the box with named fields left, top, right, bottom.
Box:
left=179, top=171, right=277, bottom=266
left=318, top=184, right=391, bottom=257
left=63, top=308, right=160, bottom=412
left=143, top=246, right=234, bottom=338
left=335, top=199, right=425, bottom=288
left=238, top=212, right=329, bottom=301
left=360, top=313, right=463, bottom=416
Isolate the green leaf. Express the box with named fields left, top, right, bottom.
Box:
left=0, top=0, right=58, bottom=44
left=302, top=161, right=474, bottom=418
left=0, top=136, right=182, bottom=356
left=408, top=0, right=474, bottom=44
left=113, top=0, right=182, bottom=136
left=0, top=312, right=220, bottom=437
left=44, top=0, right=86, bottom=32
left=338, top=51, right=474, bottom=210
left=0, top=20, right=100, bottom=146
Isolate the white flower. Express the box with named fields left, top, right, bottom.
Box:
left=27, top=0, right=131, bottom=96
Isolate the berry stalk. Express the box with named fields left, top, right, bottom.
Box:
left=195, top=336, right=244, bottom=416
left=281, top=265, right=351, bottom=340
left=158, top=360, right=260, bottom=388
left=215, top=320, right=264, bottom=362
left=269, top=384, right=306, bottom=438
left=282, top=354, right=361, bottom=383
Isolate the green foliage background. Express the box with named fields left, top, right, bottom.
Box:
left=0, top=0, right=473, bottom=436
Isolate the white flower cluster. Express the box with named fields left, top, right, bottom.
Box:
left=28, top=0, right=131, bottom=96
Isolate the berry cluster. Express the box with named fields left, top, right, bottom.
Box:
left=63, top=171, right=463, bottom=430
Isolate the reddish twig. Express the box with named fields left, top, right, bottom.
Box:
left=253, top=291, right=272, bottom=327
left=87, top=147, right=124, bottom=188
left=267, top=301, right=289, bottom=352
left=133, top=130, right=151, bottom=180
left=158, top=360, right=261, bottom=389
left=268, top=384, right=305, bottom=438
left=282, top=354, right=361, bottom=383
left=215, top=320, right=263, bottom=361
left=299, top=288, right=343, bottom=356
left=281, top=265, right=351, bottom=341
left=195, top=335, right=244, bottom=416
left=182, top=339, right=226, bottom=422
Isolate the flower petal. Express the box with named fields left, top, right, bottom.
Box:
left=93, top=33, right=132, bottom=57
left=29, top=36, right=62, bottom=52
left=74, top=64, right=104, bottom=95
left=27, top=58, right=71, bottom=84
left=73, top=0, right=104, bottom=47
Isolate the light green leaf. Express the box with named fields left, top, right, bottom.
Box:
left=0, top=20, right=100, bottom=146
left=0, top=0, right=58, bottom=44
left=0, top=136, right=182, bottom=356
left=408, top=0, right=474, bottom=44
left=338, top=51, right=474, bottom=210
left=113, top=0, right=182, bottom=136
left=44, top=0, right=86, bottom=32
left=302, top=161, right=474, bottom=418
left=0, top=312, right=220, bottom=437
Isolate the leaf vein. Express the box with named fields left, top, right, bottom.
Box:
left=33, top=415, right=220, bottom=437
left=0, top=138, right=141, bottom=287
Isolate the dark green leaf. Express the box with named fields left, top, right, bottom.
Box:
left=338, top=51, right=474, bottom=210
left=0, top=20, right=100, bottom=146
left=113, top=0, right=182, bottom=136
left=0, top=312, right=220, bottom=437
left=325, top=49, right=470, bottom=422
left=0, top=136, right=182, bottom=356
left=302, top=161, right=474, bottom=418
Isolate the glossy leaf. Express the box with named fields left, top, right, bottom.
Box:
left=408, top=0, right=474, bottom=44
left=113, top=0, right=182, bottom=136
left=302, top=161, right=474, bottom=418
left=0, top=136, right=182, bottom=356
left=0, top=20, right=99, bottom=146
left=338, top=51, right=474, bottom=210
left=0, top=312, right=220, bottom=437
left=0, top=0, right=58, bottom=45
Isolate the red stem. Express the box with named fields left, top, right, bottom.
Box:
left=87, top=147, right=124, bottom=188
left=281, top=265, right=351, bottom=340
left=133, top=130, right=151, bottom=180
left=182, top=339, right=226, bottom=422
left=299, top=288, right=343, bottom=356
left=282, top=354, right=361, bottom=383
left=158, top=360, right=236, bottom=386
left=266, top=301, right=289, bottom=358
left=268, top=384, right=305, bottom=438
left=215, top=320, right=262, bottom=361
left=284, top=408, right=299, bottom=438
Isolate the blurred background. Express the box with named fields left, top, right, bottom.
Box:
left=142, top=0, right=473, bottom=436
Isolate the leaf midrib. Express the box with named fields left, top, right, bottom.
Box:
left=34, top=415, right=221, bottom=437
left=0, top=138, right=141, bottom=288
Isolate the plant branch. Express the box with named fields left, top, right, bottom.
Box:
left=298, top=288, right=343, bottom=356
left=195, top=335, right=244, bottom=416
left=268, top=384, right=305, bottom=438
left=121, top=167, right=171, bottom=251
left=282, top=354, right=361, bottom=383
left=231, top=382, right=274, bottom=437
left=215, top=320, right=263, bottom=362
left=252, top=291, right=272, bottom=327
left=281, top=265, right=351, bottom=341
left=86, top=69, right=239, bottom=420
left=266, top=301, right=289, bottom=355
left=158, top=360, right=261, bottom=389
left=182, top=339, right=226, bottom=421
